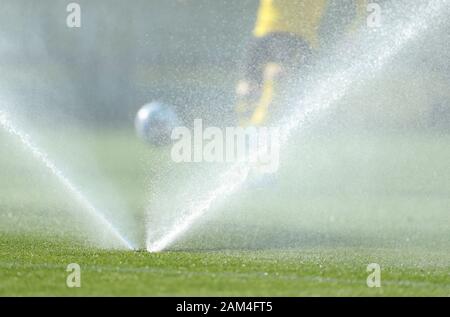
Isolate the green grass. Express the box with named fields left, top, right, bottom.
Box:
left=1, top=234, right=448, bottom=296
left=0, top=128, right=449, bottom=296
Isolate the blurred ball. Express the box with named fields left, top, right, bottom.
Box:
left=135, top=102, right=180, bottom=146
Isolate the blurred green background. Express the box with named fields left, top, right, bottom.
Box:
left=0, top=0, right=259, bottom=127
left=0, top=0, right=449, bottom=129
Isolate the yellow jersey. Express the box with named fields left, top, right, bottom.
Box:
left=254, top=0, right=367, bottom=48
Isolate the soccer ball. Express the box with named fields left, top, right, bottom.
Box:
left=135, top=102, right=181, bottom=146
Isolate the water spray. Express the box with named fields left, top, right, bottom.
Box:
left=0, top=110, right=135, bottom=250
left=146, top=1, right=449, bottom=253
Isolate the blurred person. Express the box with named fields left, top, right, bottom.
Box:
left=236, top=0, right=368, bottom=127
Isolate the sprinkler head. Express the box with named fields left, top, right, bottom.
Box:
left=133, top=249, right=148, bottom=253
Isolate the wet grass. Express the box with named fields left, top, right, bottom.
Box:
left=0, top=129, right=449, bottom=296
